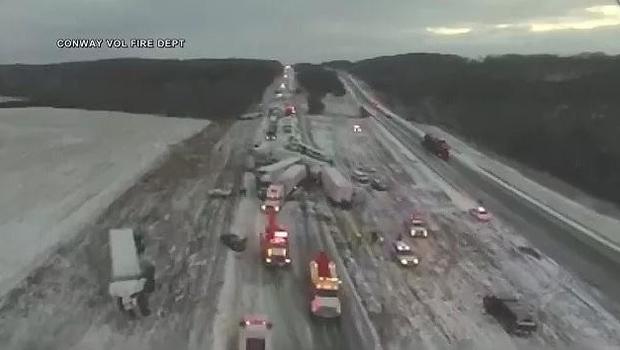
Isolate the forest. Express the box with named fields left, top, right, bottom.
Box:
left=334, top=53, right=620, bottom=205
left=0, top=58, right=282, bottom=119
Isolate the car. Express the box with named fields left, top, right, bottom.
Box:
left=407, top=215, right=428, bottom=238
left=392, top=240, right=420, bottom=267
left=220, top=233, right=248, bottom=252
left=353, top=124, right=362, bottom=133
left=239, top=315, right=273, bottom=350
left=355, top=165, right=376, bottom=174
left=352, top=169, right=370, bottom=183
left=370, top=177, right=388, bottom=191
left=483, top=295, right=537, bottom=336
left=470, top=205, right=492, bottom=221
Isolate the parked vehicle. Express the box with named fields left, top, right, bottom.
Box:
left=392, top=240, right=420, bottom=267
left=422, top=133, right=449, bottom=160
left=108, top=228, right=151, bottom=317
left=370, top=177, right=388, bottom=191
left=309, top=252, right=342, bottom=318
left=406, top=213, right=428, bottom=238
left=483, top=295, right=537, bottom=336
left=352, top=169, right=370, bottom=183
left=321, top=166, right=353, bottom=208
left=239, top=315, right=273, bottom=350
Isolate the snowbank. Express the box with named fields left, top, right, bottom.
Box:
left=0, top=108, right=209, bottom=296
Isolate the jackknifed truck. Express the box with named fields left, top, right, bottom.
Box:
left=321, top=166, right=353, bottom=208
left=108, top=228, right=151, bottom=317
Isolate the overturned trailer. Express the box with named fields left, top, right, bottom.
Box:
left=320, top=166, right=353, bottom=208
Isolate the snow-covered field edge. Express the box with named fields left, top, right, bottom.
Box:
left=342, top=72, right=620, bottom=265
left=0, top=122, right=211, bottom=297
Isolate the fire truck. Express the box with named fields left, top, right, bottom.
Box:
left=309, top=251, right=342, bottom=318
left=260, top=209, right=291, bottom=267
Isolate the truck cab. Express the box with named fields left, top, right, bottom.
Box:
left=261, top=184, right=284, bottom=212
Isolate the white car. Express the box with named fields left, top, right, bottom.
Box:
left=470, top=206, right=492, bottom=222
left=407, top=215, right=428, bottom=238
left=392, top=240, right=420, bottom=267
left=353, top=124, right=362, bottom=133
left=239, top=315, right=273, bottom=350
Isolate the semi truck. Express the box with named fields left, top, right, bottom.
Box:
left=260, top=209, right=291, bottom=267
left=321, top=166, right=353, bottom=208
left=261, top=164, right=306, bottom=212
left=108, top=228, right=150, bottom=317
left=309, top=251, right=342, bottom=318
left=256, top=156, right=301, bottom=186
left=422, top=133, right=449, bottom=160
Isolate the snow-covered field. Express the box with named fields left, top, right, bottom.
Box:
left=0, top=108, right=208, bottom=296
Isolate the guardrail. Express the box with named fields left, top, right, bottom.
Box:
left=318, top=219, right=384, bottom=350
left=341, top=72, right=620, bottom=264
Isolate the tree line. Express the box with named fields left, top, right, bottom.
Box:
left=0, top=58, right=282, bottom=119
left=330, top=53, right=620, bottom=205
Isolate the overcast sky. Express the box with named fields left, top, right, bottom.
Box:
left=1, top=0, right=619, bottom=64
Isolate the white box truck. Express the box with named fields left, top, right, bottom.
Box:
left=321, top=166, right=353, bottom=208
left=261, top=164, right=307, bottom=211
left=108, top=228, right=149, bottom=316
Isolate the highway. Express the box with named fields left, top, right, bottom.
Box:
left=1, top=66, right=619, bottom=350
left=341, top=73, right=620, bottom=320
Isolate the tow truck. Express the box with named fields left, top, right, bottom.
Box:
left=392, top=239, right=420, bottom=267
left=406, top=213, right=429, bottom=238
left=260, top=209, right=291, bottom=267
left=309, top=252, right=342, bottom=318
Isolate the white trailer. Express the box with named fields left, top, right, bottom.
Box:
left=257, top=156, right=301, bottom=184
left=321, top=166, right=353, bottom=207
left=108, top=228, right=147, bottom=315
left=277, top=164, right=307, bottom=197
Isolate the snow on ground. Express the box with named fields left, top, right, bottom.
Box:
left=0, top=108, right=208, bottom=295
left=316, top=88, right=620, bottom=349
left=423, top=125, right=620, bottom=247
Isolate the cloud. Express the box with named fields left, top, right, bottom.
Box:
left=499, top=4, right=620, bottom=33
left=426, top=27, right=472, bottom=35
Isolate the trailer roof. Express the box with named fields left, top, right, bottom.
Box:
left=322, top=166, right=348, bottom=187
left=257, top=157, right=301, bottom=174
left=109, top=228, right=141, bottom=279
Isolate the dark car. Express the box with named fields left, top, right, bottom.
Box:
left=220, top=233, right=248, bottom=252
left=370, top=177, right=388, bottom=191
left=483, top=295, right=537, bottom=336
